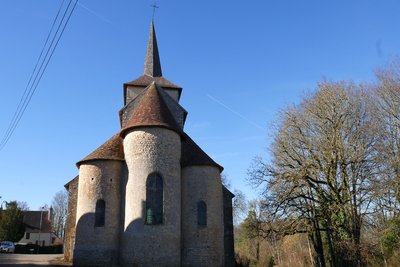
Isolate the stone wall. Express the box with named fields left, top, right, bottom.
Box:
left=126, top=85, right=180, bottom=104
left=181, top=166, right=224, bottom=267
left=223, top=186, right=235, bottom=267
left=74, top=160, right=122, bottom=266
left=126, top=86, right=145, bottom=104
left=122, top=127, right=181, bottom=267
left=121, top=88, right=145, bottom=128
left=64, top=176, right=78, bottom=262
left=158, top=87, right=186, bottom=128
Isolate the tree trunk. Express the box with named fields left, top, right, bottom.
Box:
left=256, top=239, right=260, bottom=262
left=312, top=219, right=326, bottom=267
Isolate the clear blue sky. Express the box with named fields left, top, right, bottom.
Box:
left=0, top=1, right=399, bottom=210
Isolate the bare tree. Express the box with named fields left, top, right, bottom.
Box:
left=51, top=190, right=68, bottom=240
left=221, top=172, right=231, bottom=189
left=17, top=201, right=29, bottom=211
left=248, top=81, right=380, bottom=267
left=374, top=61, right=400, bottom=213
left=233, top=189, right=247, bottom=225
left=241, top=199, right=267, bottom=262
left=221, top=172, right=248, bottom=225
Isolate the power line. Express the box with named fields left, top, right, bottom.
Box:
left=4, top=0, right=78, bottom=147
left=0, top=0, right=79, bottom=151
left=0, top=0, right=67, bottom=150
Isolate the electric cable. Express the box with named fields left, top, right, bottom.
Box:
left=0, top=0, right=79, bottom=151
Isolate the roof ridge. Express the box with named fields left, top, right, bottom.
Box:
left=181, top=133, right=223, bottom=172
left=124, top=75, right=181, bottom=89
left=120, top=82, right=181, bottom=137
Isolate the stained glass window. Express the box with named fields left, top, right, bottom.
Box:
left=146, top=173, right=163, bottom=225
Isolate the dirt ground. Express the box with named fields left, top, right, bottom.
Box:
left=0, top=254, right=71, bottom=266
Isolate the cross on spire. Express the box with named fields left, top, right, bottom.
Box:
left=151, top=1, right=159, bottom=20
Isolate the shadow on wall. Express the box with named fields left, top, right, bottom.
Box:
left=74, top=213, right=118, bottom=266
left=124, top=214, right=145, bottom=235
left=74, top=213, right=95, bottom=247
left=123, top=215, right=180, bottom=266
left=119, top=163, right=129, bottom=236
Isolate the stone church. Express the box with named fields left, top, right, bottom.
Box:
left=64, top=21, right=235, bottom=267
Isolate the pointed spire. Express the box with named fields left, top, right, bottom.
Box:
left=144, top=21, right=162, bottom=77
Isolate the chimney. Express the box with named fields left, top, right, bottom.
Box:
left=48, top=206, right=54, bottom=221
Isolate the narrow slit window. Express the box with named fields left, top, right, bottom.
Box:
left=146, top=173, right=163, bottom=225
left=197, top=201, right=207, bottom=226
left=95, top=199, right=105, bottom=227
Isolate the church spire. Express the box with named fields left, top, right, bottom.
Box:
left=144, top=21, right=162, bottom=77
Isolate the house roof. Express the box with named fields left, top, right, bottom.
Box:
left=181, top=133, right=224, bottom=172
left=76, top=133, right=125, bottom=167
left=23, top=211, right=52, bottom=233
left=121, top=82, right=181, bottom=137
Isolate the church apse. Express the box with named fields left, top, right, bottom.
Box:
left=64, top=20, right=234, bottom=267
left=121, top=126, right=182, bottom=266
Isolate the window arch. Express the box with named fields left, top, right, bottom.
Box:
left=146, top=173, right=163, bottom=225
left=197, top=201, right=207, bottom=226
left=95, top=199, right=105, bottom=227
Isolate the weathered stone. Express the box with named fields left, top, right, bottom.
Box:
left=223, top=186, right=235, bottom=267
left=182, top=166, right=224, bottom=267
left=122, top=128, right=181, bottom=266
left=64, top=176, right=78, bottom=262
left=74, top=160, right=122, bottom=266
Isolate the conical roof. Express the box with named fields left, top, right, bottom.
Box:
left=76, top=133, right=125, bottom=167
left=120, top=82, right=181, bottom=137
left=181, top=133, right=224, bottom=172
left=144, top=21, right=162, bottom=77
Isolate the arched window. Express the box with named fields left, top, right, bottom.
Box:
left=95, top=199, right=105, bottom=227
left=146, top=173, right=163, bottom=225
left=197, top=201, right=207, bottom=226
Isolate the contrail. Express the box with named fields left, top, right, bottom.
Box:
left=206, top=94, right=264, bottom=131
left=77, top=2, right=114, bottom=25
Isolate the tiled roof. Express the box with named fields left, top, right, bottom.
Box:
left=121, top=82, right=181, bottom=137
left=124, top=75, right=181, bottom=89
left=121, top=79, right=187, bottom=129
left=23, top=211, right=52, bottom=233
left=76, top=133, right=125, bottom=167
left=181, top=133, right=224, bottom=172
